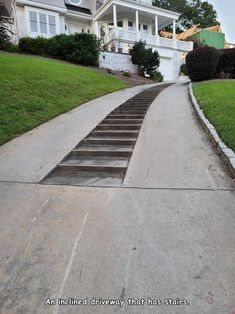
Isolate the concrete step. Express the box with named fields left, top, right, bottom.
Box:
left=108, top=114, right=145, bottom=119
left=72, top=149, right=132, bottom=157
left=91, top=130, right=139, bottom=138
left=76, top=143, right=133, bottom=151
left=102, top=119, right=143, bottom=124
left=57, top=163, right=127, bottom=175
left=115, top=105, right=147, bottom=109
left=114, top=110, right=146, bottom=114
left=43, top=171, right=124, bottom=186
left=63, top=156, right=129, bottom=166
left=83, top=138, right=136, bottom=145
left=96, top=124, right=141, bottom=130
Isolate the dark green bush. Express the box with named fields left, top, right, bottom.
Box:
left=4, top=42, right=20, bottom=53
left=217, top=48, right=235, bottom=79
left=19, top=33, right=99, bottom=66
left=0, top=19, right=10, bottom=50
left=122, top=71, right=131, bottom=77
left=129, top=41, right=160, bottom=77
left=151, top=70, right=164, bottom=82
left=186, top=46, right=220, bottom=81
left=19, top=36, right=49, bottom=55
left=180, top=63, right=188, bottom=75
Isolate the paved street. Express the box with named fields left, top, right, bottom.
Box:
left=0, top=81, right=235, bottom=314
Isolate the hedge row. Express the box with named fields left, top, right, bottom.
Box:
left=186, top=47, right=235, bottom=82
left=18, top=33, right=100, bottom=66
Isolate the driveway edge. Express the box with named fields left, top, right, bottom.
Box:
left=189, top=83, right=235, bottom=178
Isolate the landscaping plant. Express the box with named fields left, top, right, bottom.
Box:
left=0, top=17, right=10, bottom=49
left=129, top=41, right=161, bottom=79
left=19, top=33, right=100, bottom=66
left=186, top=46, right=220, bottom=81
left=217, top=48, right=235, bottom=79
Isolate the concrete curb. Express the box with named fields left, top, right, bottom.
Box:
left=189, top=83, right=235, bottom=178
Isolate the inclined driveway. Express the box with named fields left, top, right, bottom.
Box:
left=0, top=83, right=157, bottom=183
left=0, top=80, right=235, bottom=314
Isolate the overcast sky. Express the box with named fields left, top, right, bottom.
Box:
left=208, top=0, right=235, bottom=43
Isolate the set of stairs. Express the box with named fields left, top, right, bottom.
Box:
left=42, top=84, right=171, bottom=187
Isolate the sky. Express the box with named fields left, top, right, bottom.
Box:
left=208, top=0, right=235, bottom=43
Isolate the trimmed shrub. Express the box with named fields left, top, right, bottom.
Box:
left=19, top=33, right=100, bottom=66
left=151, top=71, right=164, bottom=82
left=129, top=41, right=160, bottom=77
left=19, top=36, right=49, bottom=55
left=217, top=48, right=235, bottom=79
left=186, top=46, right=220, bottom=81
left=180, top=63, right=188, bottom=76
left=4, top=42, right=20, bottom=53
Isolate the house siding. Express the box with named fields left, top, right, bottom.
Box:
left=16, top=5, right=27, bottom=38
left=28, top=0, right=66, bottom=9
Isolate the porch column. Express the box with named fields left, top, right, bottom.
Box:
left=155, top=15, right=159, bottom=45
left=93, top=20, right=99, bottom=38
left=173, top=19, right=176, bottom=39
left=113, top=4, right=118, bottom=50
left=173, top=19, right=177, bottom=48
left=135, top=10, right=140, bottom=41
left=113, top=4, right=117, bottom=28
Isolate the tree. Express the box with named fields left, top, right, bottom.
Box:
left=153, top=0, right=219, bottom=31
left=129, top=41, right=160, bottom=78
left=0, top=17, right=10, bottom=49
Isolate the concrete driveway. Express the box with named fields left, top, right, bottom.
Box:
left=0, top=81, right=235, bottom=314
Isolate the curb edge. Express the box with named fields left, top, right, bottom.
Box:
left=189, top=83, right=235, bottom=179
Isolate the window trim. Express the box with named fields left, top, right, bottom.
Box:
left=25, top=6, right=59, bottom=37
left=68, top=0, right=82, bottom=6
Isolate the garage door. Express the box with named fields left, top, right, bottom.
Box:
left=159, top=57, right=172, bottom=81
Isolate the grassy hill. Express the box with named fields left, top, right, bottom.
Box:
left=0, top=52, right=127, bottom=145
left=193, top=81, right=235, bottom=152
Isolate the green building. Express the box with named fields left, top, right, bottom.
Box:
left=192, top=28, right=225, bottom=49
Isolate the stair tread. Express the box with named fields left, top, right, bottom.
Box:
left=75, top=144, right=133, bottom=151
left=43, top=172, right=123, bottom=186
left=61, top=158, right=128, bottom=167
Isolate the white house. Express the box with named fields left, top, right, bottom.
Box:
left=2, top=0, right=193, bottom=80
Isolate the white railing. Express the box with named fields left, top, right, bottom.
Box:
left=102, top=28, right=115, bottom=44
left=159, top=37, right=175, bottom=48
left=176, top=40, right=193, bottom=51
left=123, top=0, right=153, bottom=7
left=118, top=29, right=136, bottom=42
left=102, top=28, right=193, bottom=52
left=142, top=33, right=156, bottom=46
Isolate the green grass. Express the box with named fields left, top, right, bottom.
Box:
left=193, top=80, right=235, bottom=152
left=0, top=52, right=127, bottom=145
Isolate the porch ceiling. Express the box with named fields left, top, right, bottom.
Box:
left=97, top=5, right=175, bottom=29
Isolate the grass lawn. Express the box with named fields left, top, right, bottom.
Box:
left=0, top=52, right=127, bottom=145
left=193, top=80, right=235, bottom=152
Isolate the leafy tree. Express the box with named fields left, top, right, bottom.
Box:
left=129, top=41, right=160, bottom=78
left=0, top=17, right=10, bottom=49
left=153, top=0, right=219, bottom=31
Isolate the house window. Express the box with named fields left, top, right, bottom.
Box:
left=128, top=21, right=133, bottom=31
left=108, top=21, right=123, bottom=29
left=143, top=24, right=148, bottom=34
left=29, top=11, right=38, bottom=33
left=29, top=10, right=57, bottom=36
left=117, top=21, right=123, bottom=28
left=48, top=15, right=56, bottom=35
left=39, top=13, right=47, bottom=34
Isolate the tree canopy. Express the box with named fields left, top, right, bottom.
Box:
left=153, top=0, right=219, bottom=31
